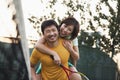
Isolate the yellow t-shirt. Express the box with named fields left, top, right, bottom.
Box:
left=30, top=38, right=70, bottom=80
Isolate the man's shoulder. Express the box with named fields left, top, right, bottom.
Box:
left=58, top=37, right=64, bottom=42
left=32, top=48, right=41, bottom=54
left=59, top=37, right=63, bottom=40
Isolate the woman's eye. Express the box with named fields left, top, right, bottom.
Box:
left=68, top=29, right=72, bottom=32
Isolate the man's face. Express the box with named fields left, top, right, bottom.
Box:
left=43, top=25, right=59, bottom=43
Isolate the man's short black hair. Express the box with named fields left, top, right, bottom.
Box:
left=41, top=19, right=59, bottom=34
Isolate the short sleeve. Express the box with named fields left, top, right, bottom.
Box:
left=72, top=38, right=78, bottom=46
left=30, top=48, right=39, bottom=65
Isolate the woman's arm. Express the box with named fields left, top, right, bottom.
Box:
left=35, top=37, right=61, bottom=65
left=71, top=46, right=79, bottom=66
left=63, top=40, right=79, bottom=67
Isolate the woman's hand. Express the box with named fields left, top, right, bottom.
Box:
left=63, top=40, right=73, bottom=52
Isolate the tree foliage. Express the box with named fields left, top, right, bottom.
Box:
left=28, top=0, right=120, bottom=57
left=95, top=0, right=120, bottom=57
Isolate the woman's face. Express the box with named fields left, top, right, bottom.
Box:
left=60, top=23, right=74, bottom=37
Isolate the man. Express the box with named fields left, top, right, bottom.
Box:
left=30, top=19, right=70, bottom=80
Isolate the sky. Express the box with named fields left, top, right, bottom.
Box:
left=21, top=0, right=69, bottom=40
left=22, top=0, right=116, bottom=39
left=21, top=0, right=42, bottom=40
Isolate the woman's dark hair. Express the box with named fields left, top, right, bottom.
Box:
left=59, top=17, right=80, bottom=40
left=41, top=19, right=59, bottom=34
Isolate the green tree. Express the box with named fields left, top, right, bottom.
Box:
left=93, top=0, right=120, bottom=57
left=28, top=0, right=120, bottom=57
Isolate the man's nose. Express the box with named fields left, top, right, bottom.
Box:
left=50, top=32, right=54, bottom=35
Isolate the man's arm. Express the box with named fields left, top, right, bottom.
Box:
left=30, top=63, right=38, bottom=80
left=30, top=49, right=40, bottom=80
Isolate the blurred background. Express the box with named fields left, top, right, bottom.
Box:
left=0, top=0, right=120, bottom=80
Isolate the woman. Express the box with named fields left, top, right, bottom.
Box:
left=35, top=17, right=81, bottom=80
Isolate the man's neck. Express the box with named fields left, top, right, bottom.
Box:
left=46, top=39, right=59, bottom=48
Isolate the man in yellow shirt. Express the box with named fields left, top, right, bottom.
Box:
left=30, top=20, right=70, bottom=80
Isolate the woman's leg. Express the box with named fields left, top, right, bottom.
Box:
left=69, top=66, right=82, bottom=80
left=68, top=62, right=82, bottom=80
left=36, top=64, right=42, bottom=80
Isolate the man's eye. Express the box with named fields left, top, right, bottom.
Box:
left=52, top=29, right=55, bottom=32
left=46, top=30, right=50, bottom=33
